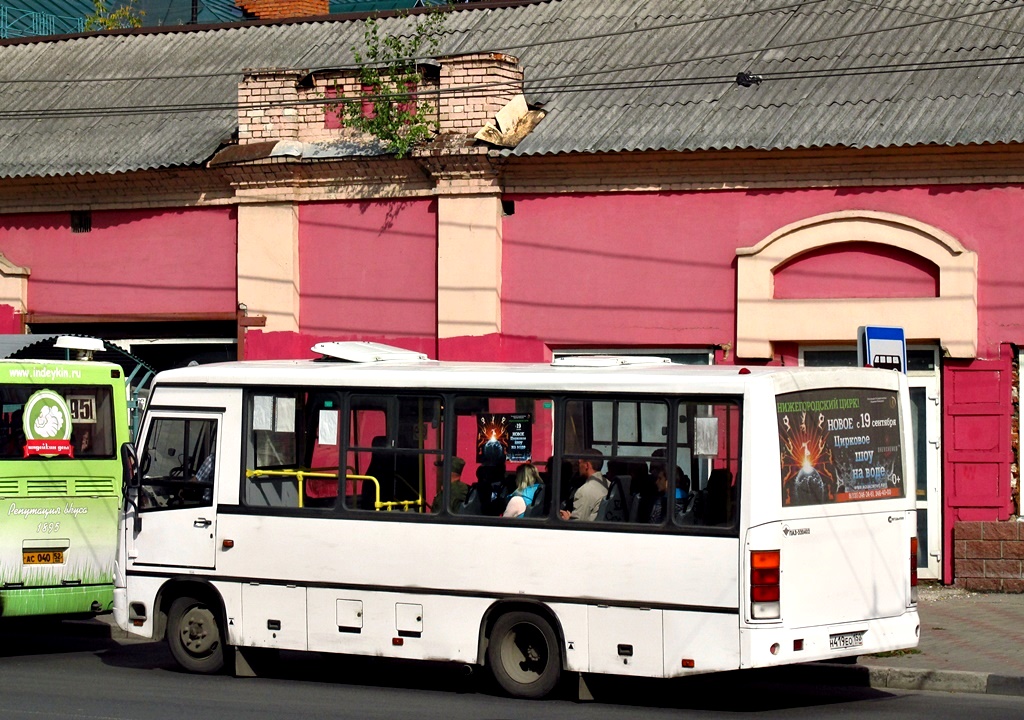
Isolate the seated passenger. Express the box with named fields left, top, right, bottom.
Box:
left=502, top=463, right=542, bottom=518
left=475, top=464, right=508, bottom=515
left=558, top=449, right=608, bottom=522
left=649, top=465, right=689, bottom=524
left=445, top=456, right=469, bottom=511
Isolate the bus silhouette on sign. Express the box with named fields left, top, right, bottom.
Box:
left=872, top=354, right=903, bottom=372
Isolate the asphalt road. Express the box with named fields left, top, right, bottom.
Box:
left=1, top=618, right=1023, bottom=720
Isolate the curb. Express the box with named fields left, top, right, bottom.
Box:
left=812, top=663, right=1024, bottom=697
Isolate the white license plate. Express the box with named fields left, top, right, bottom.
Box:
left=829, top=632, right=864, bottom=650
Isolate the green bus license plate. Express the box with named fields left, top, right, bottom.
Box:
left=23, top=550, right=64, bottom=565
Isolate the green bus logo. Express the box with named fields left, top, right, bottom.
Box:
left=22, top=390, right=73, bottom=457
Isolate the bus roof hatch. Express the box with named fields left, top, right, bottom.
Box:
left=312, top=341, right=429, bottom=364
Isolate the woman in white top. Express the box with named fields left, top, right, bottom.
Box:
left=502, top=463, right=542, bottom=518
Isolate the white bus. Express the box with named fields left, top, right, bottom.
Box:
left=114, top=342, right=919, bottom=699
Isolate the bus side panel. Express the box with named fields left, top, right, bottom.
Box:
left=663, top=610, right=741, bottom=677
left=307, top=590, right=489, bottom=662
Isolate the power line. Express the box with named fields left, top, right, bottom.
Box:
left=0, top=0, right=833, bottom=85
left=3, top=47, right=1024, bottom=121
left=0, top=1, right=1022, bottom=120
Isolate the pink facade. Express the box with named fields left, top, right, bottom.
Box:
left=0, top=208, right=237, bottom=316
left=2, top=179, right=1020, bottom=585
left=503, top=185, right=1024, bottom=357
left=498, top=185, right=1023, bottom=582
left=299, top=200, right=437, bottom=339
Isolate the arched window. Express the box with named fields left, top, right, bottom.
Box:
left=735, top=211, right=977, bottom=359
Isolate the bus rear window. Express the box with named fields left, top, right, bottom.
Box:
left=777, top=388, right=905, bottom=506
left=0, top=385, right=115, bottom=459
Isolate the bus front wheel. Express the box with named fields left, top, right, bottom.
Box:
left=167, top=595, right=225, bottom=674
left=487, top=611, right=561, bottom=699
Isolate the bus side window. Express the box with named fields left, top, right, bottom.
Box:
left=343, top=394, right=443, bottom=514
left=138, top=417, right=217, bottom=511
left=676, top=401, right=741, bottom=528
left=450, top=395, right=552, bottom=519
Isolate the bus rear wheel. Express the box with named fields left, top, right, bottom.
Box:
left=487, top=611, right=561, bottom=699
left=167, top=595, right=225, bottom=674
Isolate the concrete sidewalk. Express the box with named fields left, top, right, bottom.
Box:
left=817, top=584, right=1024, bottom=696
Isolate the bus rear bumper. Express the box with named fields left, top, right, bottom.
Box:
left=0, top=585, right=113, bottom=618
left=742, top=608, right=920, bottom=668
left=113, top=587, right=128, bottom=630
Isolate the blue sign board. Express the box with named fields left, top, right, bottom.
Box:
left=857, top=326, right=907, bottom=373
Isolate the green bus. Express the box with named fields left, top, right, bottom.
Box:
left=0, top=358, right=130, bottom=617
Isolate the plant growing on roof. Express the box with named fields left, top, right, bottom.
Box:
left=339, top=8, right=447, bottom=159
left=84, top=0, right=144, bottom=30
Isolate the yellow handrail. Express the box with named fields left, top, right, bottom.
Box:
left=344, top=474, right=423, bottom=512
left=244, top=468, right=424, bottom=511
left=245, top=468, right=338, bottom=508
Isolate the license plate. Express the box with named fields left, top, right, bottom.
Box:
left=829, top=632, right=864, bottom=650
left=23, top=550, right=64, bottom=565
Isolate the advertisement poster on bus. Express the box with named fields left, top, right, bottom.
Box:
left=777, top=388, right=904, bottom=506
left=476, top=413, right=532, bottom=463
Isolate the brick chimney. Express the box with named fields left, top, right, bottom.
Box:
left=235, top=0, right=328, bottom=19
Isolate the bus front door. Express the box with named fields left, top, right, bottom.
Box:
left=128, top=412, right=221, bottom=569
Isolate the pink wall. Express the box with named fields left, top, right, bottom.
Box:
left=503, top=185, right=1024, bottom=359
left=299, top=200, right=437, bottom=338
left=0, top=305, right=20, bottom=333
left=246, top=330, right=436, bottom=360
left=0, top=208, right=236, bottom=315
left=774, top=242, right=939, bottom=299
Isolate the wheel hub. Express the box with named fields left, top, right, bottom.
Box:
left=181, top=610, right=216, bottom=654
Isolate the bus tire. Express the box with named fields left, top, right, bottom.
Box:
left=487, top=610, right=561, bottom=699
left=167, top=595, right=225, bottom=674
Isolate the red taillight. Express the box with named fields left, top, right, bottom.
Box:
left=910, top=536, right=919, bottom=603
left=751, top=567, right=780, bottom=585
left=750, top=550, right=781, bottom=620
left=751, top=585, right=780, bottom=602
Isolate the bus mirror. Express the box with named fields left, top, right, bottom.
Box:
left=121, top=442, right=140, bottom=489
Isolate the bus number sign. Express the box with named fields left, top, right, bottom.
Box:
left=69, top=395, right=97, bottom=424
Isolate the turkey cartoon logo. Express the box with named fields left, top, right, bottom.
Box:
left=22, top=390, right=74, bottom=458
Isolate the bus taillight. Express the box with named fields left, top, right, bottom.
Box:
left=750, top=550, right=781, bottom=620
left=910, top=537, right=919, bottom=604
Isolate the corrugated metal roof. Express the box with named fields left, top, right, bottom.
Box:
left=1, top=0, right=1023, bottom=178
left=0, top=333, right=60, bottom=358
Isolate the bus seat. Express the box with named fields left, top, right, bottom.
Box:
left=596, top=476, right=630, bottom=522
left=627, top=492, right=642, bottom=523
left=361, top=436, right=393, bottom=508
left=456, top=483, right=482, bottom=515
left=525, top=483, right=547, bottom=518
left=305, top=477, right=338, bottom=499
left=702, top=469, right=733, bottom=525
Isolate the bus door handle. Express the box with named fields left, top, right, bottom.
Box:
left=194, top=518, right=212, bottom=528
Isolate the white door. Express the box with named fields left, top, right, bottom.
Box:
left=128, top=412, right=221, bottom=570
left=908, top=376, right=942, bottom=579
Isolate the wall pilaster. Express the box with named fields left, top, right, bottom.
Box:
left=237, top=202, right=300, bottom=333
